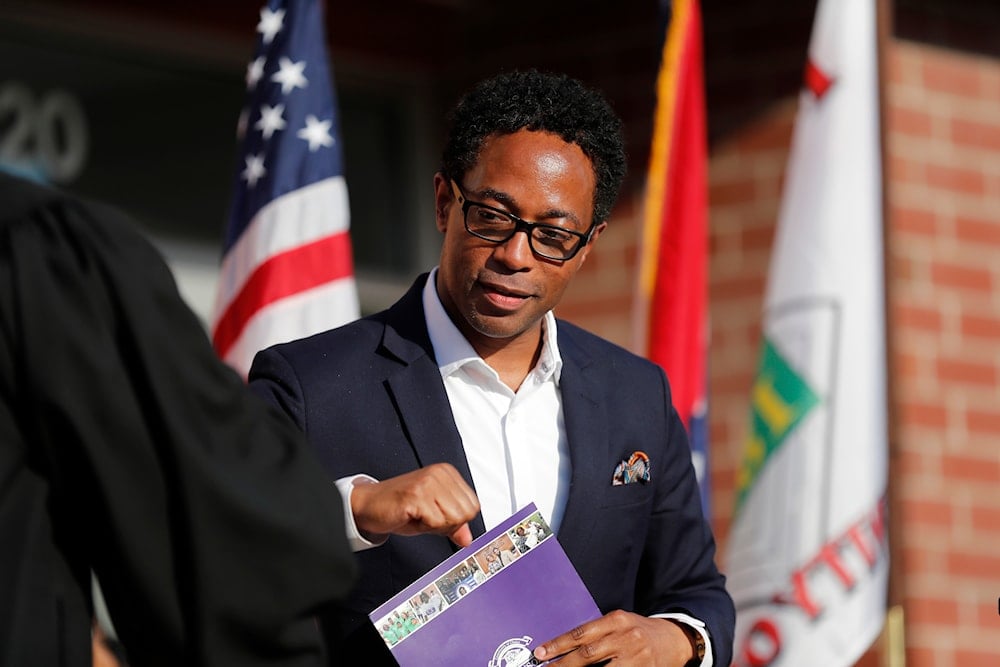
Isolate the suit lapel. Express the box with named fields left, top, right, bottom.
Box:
left=378, top=275, right=487, bottom=538
left=554, top=328, right=609, bottom=559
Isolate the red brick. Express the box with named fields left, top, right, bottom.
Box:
left=889, top=155, right=924, bottom=184
left=709, top=226, right=733, bottom=256
left=893, top=304, right=943, bottom=332
left=708, top=419, right=730, bottom=444
left=901, top=498, right=953, bottom=526
left=935, top=357, right=997, bottom=387
left=899, top=401, right=948, bottom=429
left=951, top=117, right=1000, bottom=152
left=893, top=207, right=937, bottom=236
left=890, top=105, right=935, bottom=138
left=946, top=551, right=1000, bottom=579
left=941, top=454, right=1000, bottom=484
left=925, top=163, right=987, bottom=196
left=744, top=324, right=763, bottom=350
left=962, top=314, right=1000, bottom=339
left=622, top=241, right=641, bottom=270
left=713, top=274, right=765, bottom=301
left=709, top=178, right=756, bottom=206
left=930, top=261, right=993, bottom=292
left=739, top=224, right=775, bottom=253
left=955, top=215, right=1000, bottom=247
left=977, top=599, right=1000, bottom=628
left=733, top=116, right=795, bottom=152
left=558, top=294, right=631, bottom=322
left=906, top=647, right=938, bottom=665
left=886, top=46, right=918, bottom=86
left=895, top=447, right=930, bottom=475
left=711, top=515, right=731, bottom=544
left=967, top=409, right=1000, bottom=436
left=971, top=506, right=1000, bottom=533
left=892, top=351, right=922, bottom=380
left=901, top=547, right=940, bottom=576
left=890, top=255, right=915, bottom=282
left=711, top=371, right=754, bottom=394
left=922, top=57, right=984, bottom=98
left=907, top=595, right=959, bottom=625
left=955, top=650, right=1000, bottom=667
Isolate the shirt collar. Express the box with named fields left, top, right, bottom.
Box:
left=422, top=268, right=563, bottom=384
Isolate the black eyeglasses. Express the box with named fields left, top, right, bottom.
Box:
left=450, top=180, right=595, bottom=261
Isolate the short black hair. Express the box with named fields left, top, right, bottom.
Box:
left=440, top=69, right=627, bottom=226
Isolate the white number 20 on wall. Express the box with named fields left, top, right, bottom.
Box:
left=0, top=81, right=89, bottom=183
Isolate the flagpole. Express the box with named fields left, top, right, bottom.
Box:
left=875, top=0, right=906, bottom=662
left=882, top=606, right=906, bottom=667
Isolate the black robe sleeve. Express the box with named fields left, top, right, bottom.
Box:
left=0, top=173, right=356, bottom=667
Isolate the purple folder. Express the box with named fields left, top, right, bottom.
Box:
left=369, top=504, right=601, bottom=666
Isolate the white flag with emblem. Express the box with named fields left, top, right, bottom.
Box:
left=725, top=0, right=889, bottom=665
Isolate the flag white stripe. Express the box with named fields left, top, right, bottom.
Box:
left=212, top=176, right=350, bottom=325
left=221, top=277, right=359, bottom=379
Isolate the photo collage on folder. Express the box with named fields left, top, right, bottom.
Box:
left=374, top=510, right=553, bottom=649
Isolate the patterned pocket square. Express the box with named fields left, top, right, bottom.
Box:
left=612, top=451, right=650, bottom=485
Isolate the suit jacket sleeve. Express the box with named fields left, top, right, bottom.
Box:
left=0, top=174, right=356, bottom=667
left=556, top=325, right=735, bottom=666
left=641, top=377, right=735, bottom=664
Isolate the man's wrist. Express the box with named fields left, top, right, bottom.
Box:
left=666, top=619, right=706, bottom=666
left=335, top=474, right=386, bottom=551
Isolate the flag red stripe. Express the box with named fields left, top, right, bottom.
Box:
left=212, top=232, right=354, bottom=358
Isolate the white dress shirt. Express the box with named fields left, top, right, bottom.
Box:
left=421, top=268, right=572, bottom=533
left=334, top=268, right=570, bottom=547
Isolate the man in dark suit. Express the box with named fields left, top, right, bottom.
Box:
left=0, top=172, right=356, bottom=666
left=250, top=70, right=735, bottom=666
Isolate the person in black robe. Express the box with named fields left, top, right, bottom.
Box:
left=0, top=172, right=356, bottom=666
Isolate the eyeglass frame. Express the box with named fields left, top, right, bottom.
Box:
left=449, top=179, right=597, bottom=261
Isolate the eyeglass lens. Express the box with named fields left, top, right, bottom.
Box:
left=466, top=204, right=582, bottom=259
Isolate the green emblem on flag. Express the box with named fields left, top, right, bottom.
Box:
left=736, top=337, right=820, bottom=510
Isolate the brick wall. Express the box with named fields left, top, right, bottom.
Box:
left=702, top=100, right=797, bottom=552
left=886, top=39, right=1000, bottom=666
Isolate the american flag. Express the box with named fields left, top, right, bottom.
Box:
left=211, top=0, right=359, bottom=377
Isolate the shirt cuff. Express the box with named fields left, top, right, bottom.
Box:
left=335, top=474, right=388, bottom=552
left=652, top=613, right=713, bottom=667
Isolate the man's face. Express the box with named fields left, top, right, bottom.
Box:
left=434, top=129, right=604, bottom=355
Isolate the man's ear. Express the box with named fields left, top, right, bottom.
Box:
left=433, top=173, right=452, bottom=233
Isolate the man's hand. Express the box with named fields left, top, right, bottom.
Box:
left=350, top=463, right=480, bottom=547
left=533, top=611, right=695, bottom=666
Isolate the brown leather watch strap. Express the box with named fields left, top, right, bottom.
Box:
left=672, top=620, right=706, bottom=666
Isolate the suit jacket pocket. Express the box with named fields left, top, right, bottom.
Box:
left=601, top=480, right=653, bottom=508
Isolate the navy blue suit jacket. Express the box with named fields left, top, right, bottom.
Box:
left=250, top=274, right=734, bottom=665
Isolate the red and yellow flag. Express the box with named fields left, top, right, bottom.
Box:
left=638, top=0, right=710, bottom=512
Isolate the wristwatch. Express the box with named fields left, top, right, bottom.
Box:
left=676, top=621, right=706, bottom=666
